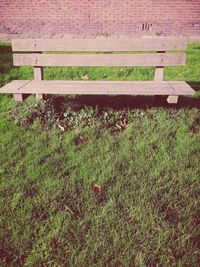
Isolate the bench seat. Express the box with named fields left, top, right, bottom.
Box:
left=0, top=80, right=195, bottom=96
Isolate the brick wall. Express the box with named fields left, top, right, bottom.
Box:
left=0, top=0, right=200, bottom=37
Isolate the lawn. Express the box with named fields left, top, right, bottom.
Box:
left=0, top=42, right=200, bottom=266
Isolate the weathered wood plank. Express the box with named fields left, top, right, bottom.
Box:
left=13, top=53, right=186, bottom=67
left=167, top=81, right=195, bottom=95
left=34, top=66, right=44, bottom=100
left=155, top=51, right=165, bottom=81
left=0, top=80, right=195, bottom=96
left=12, top=37, right=187, bottom=52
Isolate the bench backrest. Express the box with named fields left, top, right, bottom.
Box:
left=12, top=37, right=187, bottom=81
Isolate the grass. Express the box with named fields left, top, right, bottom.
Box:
left=0, top=42, right=200, bottom=266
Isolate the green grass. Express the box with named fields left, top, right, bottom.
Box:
left=0, top=42, right=200, bottom=266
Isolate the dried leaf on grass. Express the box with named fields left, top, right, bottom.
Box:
left=58, top=124, right=65, bottom=132
left=115, top=118, right=128, bottom=130
left=81, top=74, right=89, bottom=80
left=91, top=183, right=102, bottom=192
left=75, top=135, right=87, bottom=146
left=115, top=123, right=122, bottom=130
left=58, top=123, right=68, bottom=132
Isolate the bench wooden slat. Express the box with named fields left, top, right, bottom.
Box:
left=167, top=81, right=195, bottom=95
left=12, top=37, right=187, bottom=52
left=13, top=53, right=186, bottom=67
left=0, top=80, right=195, bottom=96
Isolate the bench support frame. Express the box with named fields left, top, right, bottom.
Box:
left=13, top=93, right=24, bottom=101
left=155, top=51, right=179, bottom=104
left=3, top=37, right=193, bottom=104
left=167, top=95, right=179, bottom=104
left=34, top=56, right=44, bottom=100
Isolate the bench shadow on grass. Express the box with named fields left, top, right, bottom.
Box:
left=47, top=82, right=200, bottom=111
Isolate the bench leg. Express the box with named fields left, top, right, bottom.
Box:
left=36, top=94, right=44, bottom=100
left=167, top=95, right=179, bottom=104
left=13, top=93, right=24, bottom=101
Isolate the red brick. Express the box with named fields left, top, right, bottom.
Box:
left=0, top=0, right=199, bottom=37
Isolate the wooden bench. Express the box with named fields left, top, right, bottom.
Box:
left=0, top=37, right=195, bottom=103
